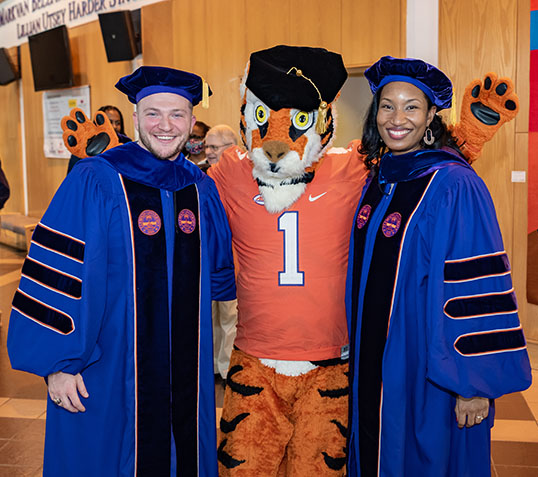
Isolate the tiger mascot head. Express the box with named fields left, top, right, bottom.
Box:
left=239, top=45, right=348, bottom=213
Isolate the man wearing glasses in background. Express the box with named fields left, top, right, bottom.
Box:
left=198, top=124, right=239, bottom=172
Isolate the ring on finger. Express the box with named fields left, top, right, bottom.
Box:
left=53, top=397, right=62, bottom=406
left=476, top=415, right=483, bottom=422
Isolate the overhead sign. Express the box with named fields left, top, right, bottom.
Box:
left=0, top=0, right=163, bottom=48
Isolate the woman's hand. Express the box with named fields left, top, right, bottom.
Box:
left=48, top=371, right=89, bottom=413
left=455, top=395, right=489, bottom=428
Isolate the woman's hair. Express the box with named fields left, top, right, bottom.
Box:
left=358, top=89, right=463, bottom=171
left=98, top=105, right=126, bottom=136
left=193, top=121, right=211, bottom=137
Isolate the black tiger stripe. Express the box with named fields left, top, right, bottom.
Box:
left=445, top=253, right=510, bottom=281
left=32, top=224, right=85, bottom=262
left=22, top=257, right=82, bottom=298
left=218, top=439, right=246, bottom=469
left=318, top=386, right=349, bottom=398
left=239, top=102, right=247, bottom=143
left=322, top=450, right=346, bottom=470
left=444, top=291, right=517, bottom=318
left=455, top=328, right=526, bottom=355
left=258, top=121, right=269, bottom=139
left=227, top=365, right=264, bottom=396
left=12, top=290, right=74, bottom=334
left=331, top=419, right=347, bottom=438
left=220, top=413, right=249, bottom=433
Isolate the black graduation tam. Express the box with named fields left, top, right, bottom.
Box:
left=365, top=56, right=452, bottom=110
left=115, top=66, right=212, bottom=106
left=245, top=45, right=348, bottom=112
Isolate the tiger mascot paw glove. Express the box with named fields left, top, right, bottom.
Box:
left=450, top=72, right=519, bottom=163
left=61, top=108, right=119, bottom=158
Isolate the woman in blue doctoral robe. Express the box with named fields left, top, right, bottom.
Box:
left=8, top=141, right=236, bottom=476
left=346, top=56, right=532, bottom=477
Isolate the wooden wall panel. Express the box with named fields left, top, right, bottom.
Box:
left=0, top=69, right=22, bottom=214
left=289, top=0, right=342, bottom=51
left=244, top=0, right=291, bottom=54
left=169, top=0, right=209, bottom=74
left=341, top=0, right=405, bottom=67
left=141, top=1, right=173, bottom=67
left=198, top=0, right=247, bottom=130
left=440, top=0, right=517, bottom=260
left=514, top=0, right=535, bottom=339
left=440, top=0, right=536, bottom=340
left=514, top=132, right=532, bottom=334
left=516, top=0, right=530, bottom=134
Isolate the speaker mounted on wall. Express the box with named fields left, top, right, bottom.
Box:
left=98, top=9, right=141, bottom=62
left=0, top=47, right=20, bottom=86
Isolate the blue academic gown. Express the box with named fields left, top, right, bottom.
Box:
left=8, top=142, right=236, bottom=476
left=346, top=149, right=532, bottom=477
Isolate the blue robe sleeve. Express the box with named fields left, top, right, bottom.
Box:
left=423, top=168, right=532, bottom=398
left=198, top=174, right=236, bottom=302
left=7, top=162, right=115, bottom=377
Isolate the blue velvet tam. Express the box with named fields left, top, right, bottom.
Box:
left=115, top=66, right=212, bottom=105
left=365, top=56, right=452, bottom=110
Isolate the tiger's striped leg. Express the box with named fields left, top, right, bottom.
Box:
left=284, top=362, right=349, bottom=476
left=218, top=349, right=293, bottom=476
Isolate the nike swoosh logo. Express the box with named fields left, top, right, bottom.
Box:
left=309, top=192, right=327, bottom=202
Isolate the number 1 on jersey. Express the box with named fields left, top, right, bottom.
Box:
left=278, top=211, right=304, bottom=286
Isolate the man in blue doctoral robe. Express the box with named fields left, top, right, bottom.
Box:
left=8, top=67, right=236, bottom=476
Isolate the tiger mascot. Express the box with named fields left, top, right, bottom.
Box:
left=207, top=45, right=519, bottom=477
left=61, top=45, right=519, bottom=477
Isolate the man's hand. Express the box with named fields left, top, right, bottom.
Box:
left=48, top=371, right=89, bottom=413
left=455, top=395, right=489, bottom=428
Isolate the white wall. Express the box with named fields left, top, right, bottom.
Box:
left=407, top=0, right=439, bottom=65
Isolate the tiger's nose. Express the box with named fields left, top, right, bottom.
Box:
left=263, top=140, right=289, bottom=162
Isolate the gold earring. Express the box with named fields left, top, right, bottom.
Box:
left=423, top=127, right=435, bottom=146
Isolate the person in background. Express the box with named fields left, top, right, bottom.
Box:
left=346, top=56, right=532, bottom=477
left=67, top=105, right=131, bottom=174
left=203, top=124, right=239, bottom=380
left=203, top=124, right=239, bottom=169
left=0, top=159, right=9, bottom=210
left=8, top=66, right=235, bottom=476
left=98, top=105, right=130, bottom=141
left=184, top=120, right=210, bottom=167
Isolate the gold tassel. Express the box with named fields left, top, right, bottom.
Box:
left=316, top=101, right=328, bottom=134
left=449, top=87, right=457, bottom=126
left=202, top=79, right=209, bottom=109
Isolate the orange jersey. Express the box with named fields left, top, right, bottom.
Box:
left=209, top=142, right=368, bottom=360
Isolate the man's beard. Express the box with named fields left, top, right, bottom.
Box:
left=137, top=128, right=187, bottom=161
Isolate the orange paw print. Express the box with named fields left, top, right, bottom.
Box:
left=61, top=108, right=119, bottom=158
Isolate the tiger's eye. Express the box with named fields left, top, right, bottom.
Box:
left=292, top=111, right=313, bottom=130
left=255, top=104, right=268, bottom=125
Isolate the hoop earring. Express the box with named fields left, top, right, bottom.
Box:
left=423, top=127, right=435, bottom=146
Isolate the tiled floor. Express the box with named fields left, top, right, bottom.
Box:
left=0, top=242, right=537, bottom=475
